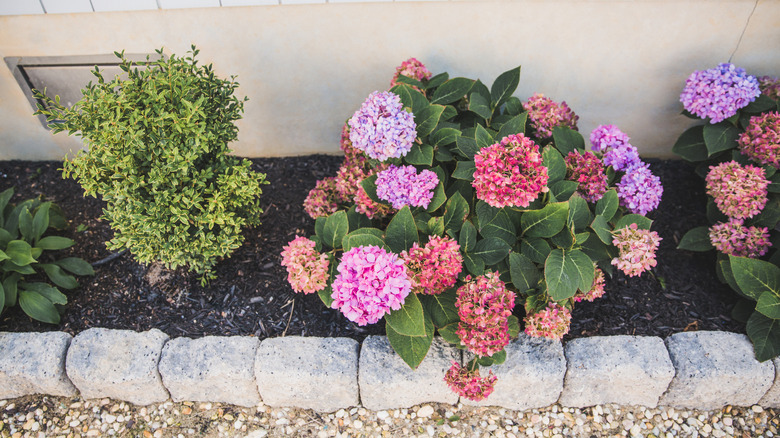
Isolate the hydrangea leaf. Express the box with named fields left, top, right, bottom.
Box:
left=473, top=237, right=511, bottom=265
left=567, top=194, right=592, bottom=232
left=346, top=206, right=372, bottom=231
left=672, top=125, right=708, bottom=162
left=427, top=182, right=447, bottom=213
left=590, top=215, right=612, bottom=244
left=475, top=124, right=495, bottom=150
left=718, top=259, right=746, bottom=299
left=595, top=189, right=619, bottom=222
left=390, top=84, right=429, bottom=114
left=18, top=290, right=60, bottom=324
left=743, top=94, right=777, bottom=113
left=552, top=126, right=584, bottom=156
left=386, top=207, right=418, bottom=254
left=753, top=197, right=780, bottom=228
left=475, top=202, right=516, bottom=247
left=521, top=202, right=569, bottom=238
left=431, top=78, right=475, bottom=105
left=322, top=210, right=349, bottom=250
left=550, top=181, right=578, bottom=201
left=420, top=289, right=459, bottom=328
left=443, top=192, right=469, bottom=234
left=509, top=252, right=540, bottom=293
left=504, top=97, right=524, bottom=117
left=550, top=226, right=575, bottom=250
left=404, top=144, right=434, bottom=166
left=703, top=122, right=739, bottom=157
left=431, top=128, right=461, bottom=147
left=614, top=214, right=653, bottom=231
left=520, top=237, right=552, bottom=264
left=463, top=252, right=485, bottom=276
left=426, top=72, right=449, bottom=90
left=677, top=226, right=714, bottom=252
left=729, top=255, right=780, bottom=301
left=490, top=66, right=521, bottom=109
left=746, top=311, right=780, bottom=362
left=544, top=249, right=579, bottom=301
left=385, top=292, right=427, bottom=337
left=317, top=256, right=338, bottom=308
left=438, top=322, right=462, bottom=347
left=454, top=137, right=480, bottom=159
left=452, top=161, right=476, bottom=181
left=496, top=113, right=527, bottom=140
left=416, top=105, right=446, bottom=138
left=757, top=291, right=780, bottom=319
left=459, top=220, right=477, bottom=253
left=542, top=146, right=566, bottom=184
left=468, top=92, right=492, bottom=120
left=507, top=315, right=520, bottom=337
left=341, top=230, right=386, bottom=252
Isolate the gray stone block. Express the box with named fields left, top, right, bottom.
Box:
left=461, top=334, right=566, bottom=409
left=0, top=332, right=78, bottom=399
left=759, top=358, right=780, bottom=408
left=659, top=331, right=774, bottom=410
left=66, top=328, right=170, bottom=406
left=558, top=335, right=674, bottom=408
left=255, top=337, right=358, bottom=412
left=159, top=336, right=261, bottom=407
left=359, top=336, right=459, bottom=410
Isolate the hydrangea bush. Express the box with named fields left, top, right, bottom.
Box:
left=674, top=63, right=780, bottom=361
left=283, top=59, right=661, bottom=400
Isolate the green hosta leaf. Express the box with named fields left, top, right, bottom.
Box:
left=0, top=249, right=8, bottom=263
left=672, top=125, right=708, bottom=162
left=18, top=207, right=33, bottom=242
left=416, top=105, right=446, bottom=138
left=431, top=77, right=474, bottom=105
left=757, top=291, right=780, bottom=319
left=473, top=237, right=511, bottom=265
left=452, top=161, right=476, bottom=181
left=463, top=252, right=486, bottom=276
left=443, top=192, right=469, bottom=233
left=420, top=289, right=459, bottom=328
left=322, top=210, right=349, bottom=250
left=568, top=195, right=591, bottom=232
left=0, top=188, right=13, bottom=226
left=544, top=249, right=593, bottom=301
left=55, top=257, right=95, bottom=276
left=35, top=236, right=76, bottom=251
left=386, top=310, right=434, bottom=369
left=39, top=264, right=79, bottom=289
left=730, top=255, right=780, bottom=301
left=746, top=311, right=780, bottom=362
left=385, top=292, right=427, bottom=336
left=5, top=240, right=37, bottom=266
left=521, top=202, right=569, bottom=238
left=31, top=202, right=51, bottom=243
left=543, top=146, right=566, bottom=184
left=0, top=229, right=11, bottom=247
left=0, top=281, right=4, bottom=311
left=341, top=229, right=386, bottom=252
left=521, top=237, right=552, bottom=264
left=459, top=220, right=478, bottom=253
left=552, top=126, right=584, bottom=156
left=476, top=202, right=516, bottom=247
left=678, top=227, right=714, bottom=251
left=475, top=124, right=495, bottom=150
left=550, top=181, right=578, bottom=201
left=427, top=182, right=446, bottom=213
left=2, top=274, right=19, bottom=306
left=438, top=322, right=461, bottom=347
left=454, top=137, right=480, bottom=158
left=703, top=123, right=739, bottom=157
left=490, top=66, right=521, bottom=109
left=496, top=113, right=527, bottom=140
left=386, top=207, right=418, bottom=253
left=21, top=281, right=67, bottom=304
left=468, top=92, right=492, bottom=120
left=509, top=252, right=540, bottom=293
left=18, top=290, right=60, bottom=324
left=595, top=189, right=618, bottom=221
left=590, top=215, right=612, bottom=244
left=431, top=128, right=461, bottom=147
left=404, top=144, right=434, bottom=166
left=614, top=214, right=653, bottom=231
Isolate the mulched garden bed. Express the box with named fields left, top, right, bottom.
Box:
left=0, top=156, right=744, bottom=341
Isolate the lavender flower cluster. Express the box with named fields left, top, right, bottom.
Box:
left=375, top=164, right=439, bottom=209
left=680, top=63, right=761, bottom=123
left=348, top=91, right=417, bottom=161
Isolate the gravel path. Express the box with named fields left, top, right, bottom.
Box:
left=0, top=397, right=777, bottom=438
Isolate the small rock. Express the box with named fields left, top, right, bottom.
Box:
left=417, top=406, right=434, bottom=418
left=245, top=430, right=268, bottom=438
left=753, top=405, right=764, bottom=413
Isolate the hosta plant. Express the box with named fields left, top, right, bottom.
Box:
left=0, top=188, right=94, bottom=324
left=283, top=59, right=662, bottom=400
left=33, top=46, right=267, bottom=284
left=674, top=63, right=780, bottom=361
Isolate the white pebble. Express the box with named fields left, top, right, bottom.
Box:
left=417, top=405, right=434, bottom=418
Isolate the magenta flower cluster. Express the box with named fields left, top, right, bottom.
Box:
left=455, top=272, right=516, bottom=357
left=705, top=161, right=768, bottom=220
left=390, top=57, right=432, bottom=90
left=524, top=302, right=572, bottom=340
left=611, top=224, right=662, bottom=277
left=444, top=361, right=497, bottom=402
left=759, top=76, right=780, bottom=101
left=590, top=124, right=631, bottom=153
left=709, top=218, right=771, bottom=259
left=376, top=165, right=439, bottom=209
left=330, top=245, right=411, bottom=326
left=402, top=235, right=463, bottom=295
left=565, top=150, right=608, bottom=202
left=680, top=63, right=761, bottom=123
left=522, top=93, right=579, bottom=139
left=472, top=134, right=549, bottom=208
left=574, top=267, right=606, bottom=303
left=348, top=91, right=417, bottom=161
left=280, top=236, right=330, bottom=294
left=616, top=163, right=663, bottom=216
left=738, top=112, right=780, bottom=168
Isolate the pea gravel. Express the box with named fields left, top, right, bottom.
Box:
left=0, top=397, right=777, bottom=438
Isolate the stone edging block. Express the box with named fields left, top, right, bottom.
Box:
left=760, top=358, right=780, bottom=408
left=0, top=331, right=78, bottom=399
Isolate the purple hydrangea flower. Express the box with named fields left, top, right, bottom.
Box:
left=616, top=162, right=663, bottom=215
left=376, top=165, right=439, bottom=209
left=680, top=63, right=761, bottom=123
left=348, top=91, right=417, bottom=161
left=603, top=142, right=641, bottom=172
left=590, top=125, right=630, bottom=153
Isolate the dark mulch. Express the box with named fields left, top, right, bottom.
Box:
left=0, top=156, right=744, bottom=341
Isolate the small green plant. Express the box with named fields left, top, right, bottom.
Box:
left=33, top=46, right=267, bottom=283
left=0, top=188, right=94, bottom=324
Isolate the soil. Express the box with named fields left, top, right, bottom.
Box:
left=0, top=156, right=744, bottom=341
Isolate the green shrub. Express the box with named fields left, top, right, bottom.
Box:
left=33, top=47, right=267, bottom=283
left=0, top=188, right=94, bottom=324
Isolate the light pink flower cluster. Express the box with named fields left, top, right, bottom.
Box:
left=738, top=112, right=780, bottom=167
left=611, top=224, right=662, bottom=277
left=455, top=272, right=516, bottom=357
left=523, top=302, right=572, bottom=340
left=348, top=91, right=417, bottom=161
left=401, top=235, right=463, bottom=295
left=472, top=134, right=549, bottom=208
left=280, top=236, right=330, bottom=294
left=522, top=93, right=579, bottom=139
left=758, top=76, right=780, bottom=101
left=390, top=57, right=432, bottom=90
left=709, top=218, right=771, bottom=258
left=376, top=165, right=439, bottom=209
left=565, top=150, right=608, bottom=202
left=331, top=245, right=411, bottom=326
left=303, top=177, right=345, bottom=219
left=705, top=161, right=769, bottom=220
left=444, top=361, right=497, bottom=402
left=573, top=267, right=606, bottom=303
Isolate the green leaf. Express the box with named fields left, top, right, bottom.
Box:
left=473, top=237, right=511, bottom=265
left=386, top=311, right=434, bottom=369
left=19, top=290, right=60, bottom=324
left=20, top=281, right=68, bottom=304
left=544, top=249, right=594, bottom=301
left=318, top=255, right=338, bottom=307
left=496, top=113, right=527, bottom=140
left=490, top=66, right=521, bottom=109
left=521, top=202, right=569, bottom=238
left=590, top=215, right=613, bottom=244
left=730, top=255, right=780, bottom=301
left=567, top=195, right=592, bottom=232
left=550, top=227, right=574, bottom=249
left=55, top=257, right=95, bottom=276
left=5, top=240, right=37, bottom=265
left=438, top=322, right=461, bottom=346
left=431, top=128, right=461, bottom=147
left=504, top=97, right=523, bottom=116
left=385, top=292, right=427, bottom=336
left=746, top=311, right=780, bottom=362
left=341, top=229, right=386, bottom=252
left=552, top=126, right=584, bottom=156
left=361, top=174, right=381, bottom=203
left=18, top=207, right=33, bottom=242
left=315, top=217, right=326, bottom=239
left=426, top=72, right=449, bottom=90
left=459, top=220, right=478, bottom=253
left=31, top=202, right=51, bottom=243
left=468, top=92, right=492, bottom=119
left=678, top=226, right=714, bottom=251
left=404, top=144, right=434, bottom=166
left=427, top=182, right=446, bottom=213
left=569, top=249, right=595, bottom=293
left=595, top=189, right=618, bottom=221
left=385, top=207, right=418, bottom=253
left=36, top=236, right=76, bottom=250
left=550, top=181, right=578, bottom=201
left=743, top=94, right=777, bottom=113
left=475, top=202, right=516, bottom=247
left=346, top=206, right=372, bottom=231
left=732, top=298, right=755, bottom=323
left=454, top=136, right=480, bottom=158
left=390, top=84, right=429, bottom=114
left=753, top=196, right=780, bottom=228
left=443, top=192, right=469, bottom=233
left=39, top=264, right=79, bottom=289
left=757, top=291, right=780, bottom=319
left=719, top=259, right=743, bottom=297
left=543, top=146, right=566, bottom=184
left=672, top=125, right=708, bottom=162
left=614, top=214, right=653, bottom=231
left=431, top=78, right=474, bottom=105
left=463, top=252, right=485, bottom=275
left=452, top=161, right=476, bottom=181
left=2, top=274, right=19, bottom=306
left=322, top=210, right=349, bottom=250
left=0, top=281, right=4, bottom=311
left=420, top=289, right=459, bottom=328
left=0, top=187, right=13, bottom=222
left=521, top=237, right=552, bottom=264
left=509, top=252, right=540, bottom=292
left=416, top=105, right=446, bottom=138
left=475, top=124, right=495, bottom=150
left=703, top=122, right=739, bottom=157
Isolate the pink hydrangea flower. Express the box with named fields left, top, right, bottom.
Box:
left=709, top=218, right=771, bottom=258
left=280, top=236, right=330, bottom=294
left=611, top=224, right=662, bottom=277
left=348, top=91, right=417, bottom=161
left=738, top=112, right=780, bottom=167
left=472, top=134, right=549, bottom=208
left=331, top=246, right=411, bottom=326
left=455, top=272, right=516, bottom=357
left=573, top=266, right=606, bottom=303
left=401, top=235, right=463, bottom=295
left=524, top=302, right=572, bottom=340
left=590, top=125, right=631, bottom=153
left=565, top=150, right=608, bottom=202
left=522, top=93, right=579, bottom=139
left=705, top=161, right=769, bottom=220
left=759, top=76, right=780, bottom=101
left=303, top=177, right=345, bottom=219
left=444, top=361, right=497, bottom=402
left=340, top=123, right=365, bottom=163
left=376, top=165, right=439, bottom=209
left=391, top=57, right=432, bottom=91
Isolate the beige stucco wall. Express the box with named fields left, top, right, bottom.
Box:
left=0, top=0, right=778, bottom=160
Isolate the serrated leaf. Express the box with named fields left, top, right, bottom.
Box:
left=55, top=257, right=95, bottom=276
left=463, top=252, right=485, bottom=275
left=504, top=97, right=523, bottom=116
left=703, top=123, right=739, bottom=157
left=552, top=126, right=584, bottom=156
left=346, top=206, right=372, bottom=231
left=322, top=210, right=349, bottom=250
left=360, top=174, right=381, bottom=203
left=342, top=230, right=386, bottom=252
left=544, top=249, right=593, bottom=301
left=543, top=146, right=566, bottom=184
left=496, top=113, right=527, bottom=140
left=385, top=207, right=418, bottom=253
left=427, top=182, right=447, bottom=213
left=476, top=201, right=516, bottom=246
left=475, top=124, right=495, bottom=150
left=19, top=290, right=60, bottom=324
left=431, top=128, right=461, bottom=147
left=521, top=202, right=569, bottom=238
left=614, top=214, right=653, bottom=231
left=746, top=311, right=780, bottom=362
left=757, top=291, right=780, bottom=319
left=672, top=125, right=709, bottom=162
left=443, top=192, right=469, bottom=233
left=730, top=255, right=780, bottom=301
left=459, top=220, right=477, bottom=253
left=452, top=161, right=476, bottom=181
left=404, top=144, right=434, bottom=166
left=551, top=180, right=578, bottom=201
left=385, top=292, right=427, bottom=336
left=416, top=104, right=446, bottom=138
left=509, top=252, right=540, bottom=292
left=386, top=311, right=434, bottom=369
left=390, top=84, right=429, bottom=114
left=468, top=92, right=492, bottom=119
left=36, top=236, right=76, bottom=250
left=438, top=322, right=461, bottom=346
left=490, top=66, right=521, bottom=109
left=678, top=226, right=714, bottom=251
left=521, top=237, right=552, bottom=264
left=431, top=78, right=474, bottom=105
left=454, top=136, right=480, bottom=158
left=595, top=189, right=618, bottom=221
left=568, top=195, right=591, bottom=232
left=590, top=215, right=612, bottom=244
left=426, top=72, right=448, bottom=90
left=420, top=289, right=459, bottom=328
left=473, top=237, right=511, bottom=265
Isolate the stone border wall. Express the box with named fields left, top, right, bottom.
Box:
left=1, top=329, right=778, bottom=412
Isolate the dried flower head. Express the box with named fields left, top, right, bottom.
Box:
left=611, top=223, right=662, bottom=277
left=402, top=235, right=463, bottom=295
left=444, top=361, right=497, bottom=402
left=348, top=91, right=417, bottom=161
left=616, top=163, right=663, bottom=215
left=523, top=302, right=572, bottom=340
left=376, top=165, right=439, bottom=209
left=565, top=150, right=608, bottom=202
left=523, top=93, right=578, bottom=139
left=738, top=112, right=780, bottom=167
left=705, top=161, right=768, bottom=220
left=709, top=218, right=771, bottom=258
left=680, top=63, right=761, bottom=123
left=281, top=236, right=330, bottom=294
